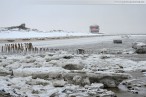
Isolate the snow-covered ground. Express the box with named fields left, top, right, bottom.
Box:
left=0, top=50, right=146, bottom=97
left=0, top=29, right=97, bottom=39
left=0, top=34, right=121, bottom=48
left=31, top=35, right=121, bottom=47
left=0, top=32, right=146, bottom=97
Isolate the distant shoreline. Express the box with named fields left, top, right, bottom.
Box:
left=0, top=35, right=99, bottom=43
left=0, top=34, right=146, bottom=44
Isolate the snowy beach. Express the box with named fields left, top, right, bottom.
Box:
left=0, top=1, right=146, bottom=96
left=0, top=32, right=146, bottom=97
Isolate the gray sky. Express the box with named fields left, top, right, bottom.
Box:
left=0, top=0, right=146, bottom=34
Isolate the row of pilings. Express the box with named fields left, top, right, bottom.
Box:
left=1, top=43, right=33, bottom=53
left=0, top=42, right=101, bottom=55
left=0, top=43, right=62, bottom=54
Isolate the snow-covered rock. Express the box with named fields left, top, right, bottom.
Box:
left=52, top=79, right=66, bottom=87
left=63, top=84, right=116, bottom=97
left=62, top=63, right=84, bottom=70
left=0, top=50, right=146, bottom=97
left=132, top=42, right=146, bottom=49
left=0, top=75, right=116, bottom=97
left=26, top=78, right=50, bottom=86
left=85, top=83, right=104, bottom=89
left=13, top=67, right=69, bottom=79
left=63, top=71, right=131, bottom=87
left=132, top=42, right=146, bottom=54
left=0, top=67, right=12, bottom=76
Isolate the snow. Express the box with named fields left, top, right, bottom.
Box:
left=0, top=34, right=146, bottom=96
left=5, top=35, right=120, bottom=48
left=0, top=50, right=146, bottom=96
left=143, top=72, right=146, bottom=76
left=136, top=42, right=146, bottom=46
left=13, top=67, right=69, bottom=77
left=1, top=51, right=146, bottom=74
left=0, top=30, right=96, bottom=39
left=132, top=42, right=146, bottom=48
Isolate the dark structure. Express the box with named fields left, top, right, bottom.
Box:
left=7, top=23, right=28, bottom=30
left=18, top=23, right=26, bottom=29
left=90, top=25, right=99, bottom=33
left=77, top=49, right=85, bottom=54
left=113, top=40, right=122, bottom=44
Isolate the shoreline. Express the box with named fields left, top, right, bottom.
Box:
left=1, top=34, right=146, bottom=44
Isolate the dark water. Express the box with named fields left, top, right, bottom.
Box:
left=107, top=87, right=145, bottom=97
left=107, top=71, right=146, bottom=97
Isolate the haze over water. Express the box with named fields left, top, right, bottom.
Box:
left=0, top=0, right=146, bottom=34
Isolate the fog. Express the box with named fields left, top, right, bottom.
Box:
left=0, top=0, right=146, bottom=34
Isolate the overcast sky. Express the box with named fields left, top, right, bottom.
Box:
left=0, top=0, right=146, bottom=34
